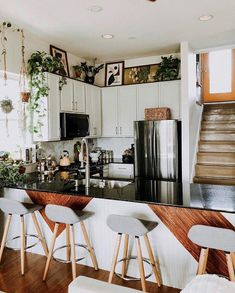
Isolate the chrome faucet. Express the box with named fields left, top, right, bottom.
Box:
left=81, top=138, right=90, bottom=188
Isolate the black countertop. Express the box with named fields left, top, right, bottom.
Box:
left=1, top=173, right=235, bottom=213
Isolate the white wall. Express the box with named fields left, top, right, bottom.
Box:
left=180, top=42, right=202, bottom=183
left=2, top=29, right=85, bottom=77
left=95, top=53, right=180, bottom=87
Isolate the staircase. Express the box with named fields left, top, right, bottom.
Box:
left=194, top=103, right=235, bottom=185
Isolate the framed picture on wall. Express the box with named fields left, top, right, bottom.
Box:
left=50, top=45, right=70, bottom=77
left=105, top=61, right=124, bottom=87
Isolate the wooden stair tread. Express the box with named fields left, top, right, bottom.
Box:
left=193, top=176, right=235, bottom=185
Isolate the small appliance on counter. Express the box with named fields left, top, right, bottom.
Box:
left=122, top=144, right=134, bottom=163
left=59, top=150, right=71, bottom=167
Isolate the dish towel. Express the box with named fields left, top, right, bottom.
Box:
left=181, top=275, right=235, bottom=293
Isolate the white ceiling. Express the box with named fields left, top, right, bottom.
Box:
left=0, top=0, right=235, bottom=62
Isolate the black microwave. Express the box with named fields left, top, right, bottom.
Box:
left=60, top=113, right=89, bottom=139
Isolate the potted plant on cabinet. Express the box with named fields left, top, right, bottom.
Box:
left=72, top=65, right=83, bottom=79
left=155, top=55, right=181, bottom=81
left=81, top=61, right=104, bottom=84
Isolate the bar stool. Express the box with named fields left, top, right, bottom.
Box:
left=0, top=198, right=48, bottom=275
left=107, top=214, right=161, bottom=292
left=43, top=204, right=98, bottom=281
left=188, top=225, right=235, bottom=281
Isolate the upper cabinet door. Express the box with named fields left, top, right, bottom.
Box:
left=118, top=86, right=137, bottom=137
left=60, top=79, right=74, bottom=112
left=137, top=83, right=159, bottom=120
left=159, top=80, right=181, bottom=119
left=86, top=85, right=101, bottom=137
left=48, top=73, right=61, bottom=140
left=102, top=87, right=118, bottom=137
left=73, top=81, right=85, bottom=113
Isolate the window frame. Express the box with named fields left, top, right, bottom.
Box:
left=202, top=49, right=235, bottom=103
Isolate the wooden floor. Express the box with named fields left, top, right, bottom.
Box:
left=0, top=249, right=180, bottom=293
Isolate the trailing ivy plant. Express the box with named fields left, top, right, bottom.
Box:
left=27, top=51, right=67, bottom=133
left=0, top=162, right=26, bottom=186
left=155, top=55, right=180, bottom=81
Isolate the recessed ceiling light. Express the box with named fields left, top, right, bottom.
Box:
left=199, top=14, right=214, bottom=21
left=88, top=5, right=103, bottom=12
left=102, top=34, right=114, bottom=39
left=128, top=37, right=137, bottom=40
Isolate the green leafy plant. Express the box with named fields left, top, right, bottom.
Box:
left=0, top=98, right=13, bottom=114
left=73, top=65, right=83, bottom=78
left=81, top=62, right=104, bottom=84
left=155, top=55, right=180, bottom=81
left=27, top=51, right=67, bottom=133
left=0, top=162, right=25, bottom=186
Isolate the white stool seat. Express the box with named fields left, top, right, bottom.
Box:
left=68, top=276, right=143, bottom=293
left=188, top=225, right=235, bottom=252
left=45, top=204, right=92, bottom=225
left=107, top=214, right=158, bottom=236
left=181, top=275, right=235, bottom=293
left=0, top=198, right=43, bottom=215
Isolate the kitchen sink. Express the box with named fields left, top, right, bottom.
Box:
left=89, top=179, right=131, bottom=189
left=71, top=178, right=132, bottom=189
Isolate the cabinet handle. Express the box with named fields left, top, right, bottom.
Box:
left=120, top=127, right=122, bottom=135
left=75, top=101, right=78, bottom=110
left=116, top=127, right=118, bottom=135
left=94, top=127, right=97, bottom=135
left=72, top=101, right=74, bottom=110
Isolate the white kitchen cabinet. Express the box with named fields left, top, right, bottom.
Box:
left=159, top=80, right=181, bottom=119
left=60, top=78, right=74, bottom=112
left=34, top=73, right=60, bottom=141
left=102, top=87, right=118, bottom=137
left=137, top=83, right=159, bottom=120
left=60, top=79, right=85, bottom=113
left=86, top=84, right=101, bottom=137
left=102, top=86, right=137, bottom=137
left=74, top=81, right=85, bottom=113
left=118, top=86, right=137, bottom=137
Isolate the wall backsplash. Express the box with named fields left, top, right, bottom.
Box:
left=40, top=137, right=134, bottom=163
left=95, top=137, right=134, bottom=158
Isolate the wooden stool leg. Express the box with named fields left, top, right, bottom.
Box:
left=43, top=223, right=59, bottom=281
left=136, top=236, right=147, bottom=292
left=108, top=233, right=122, bottom=283
left=20, top=215, right=25, bottom=275
left=31, top=212, right=48, bottom=256
left=80, top=221, right=98, bottom=270
left=122, top=234, right=129, bottom=278
left=231, top=252, right=235, bottom=269
left=70, top=224, right=76, bottom=280
left=197, top=248, right=209, bottom=275
left=66, top=224, right=71, bottom=262
left=226, top=253, right=235, bottom=282
left=144, top=234, right=161, bottom=287
left=0, top=214, right=12, bottom=263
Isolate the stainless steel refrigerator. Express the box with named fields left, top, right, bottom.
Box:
left=134, top=120, right=181, bottom=180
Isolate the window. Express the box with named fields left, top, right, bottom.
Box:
left=0, top=72, right=32, bottom=157
left=202, top=49, right=235, bottom=102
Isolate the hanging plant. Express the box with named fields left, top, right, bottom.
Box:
left=0, top=98, right=13, bottom=114
left=0, top=22, right=12, bottom=85
left=19, top=29, right=30, bottom=103
left=155, top=55, right=181, bottom=81
left=0, top=98, right=14, bottom=136
left=27, top=51, right=67, bottom=134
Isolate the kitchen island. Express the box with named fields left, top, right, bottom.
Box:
left=1, top=174, right=235, bottom=290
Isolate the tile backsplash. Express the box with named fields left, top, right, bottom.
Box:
left=39, top=137, right=134, bottom=163
left=95, top=137, right=134, bottom=158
